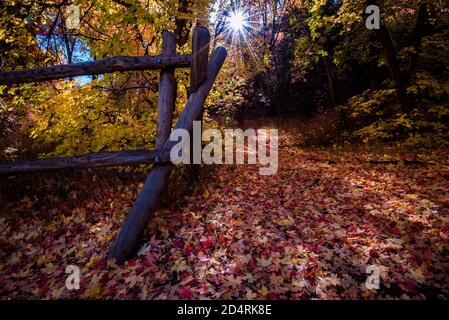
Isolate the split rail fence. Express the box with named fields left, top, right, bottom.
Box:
left=0, top=26, right=227, bottom=263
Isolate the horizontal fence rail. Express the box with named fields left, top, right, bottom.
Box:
left=0, top=55, right=192, bottom=85
left=0, top=149, right=172, bottom=175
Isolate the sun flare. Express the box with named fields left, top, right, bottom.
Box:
left=227, top=10, right=248, bottom=33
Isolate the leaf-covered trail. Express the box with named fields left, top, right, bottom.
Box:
left=1, top=128, right=449, bottom=299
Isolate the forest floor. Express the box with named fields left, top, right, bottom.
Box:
left=1, top=119, right=449, bottom=299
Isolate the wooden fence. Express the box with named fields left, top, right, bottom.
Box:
left=0, top=26, right=227, bottom=263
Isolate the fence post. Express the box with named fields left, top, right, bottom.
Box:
left=108, top=46, right=228, bottom=263
left=155, top=31, right=177, bottom=150
left=190, top=26, right=210, bottom=179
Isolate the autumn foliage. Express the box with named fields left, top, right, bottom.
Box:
left=1, top=0, right=449, bottom=300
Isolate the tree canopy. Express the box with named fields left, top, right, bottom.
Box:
left=1, top=0, right=448, bottom=160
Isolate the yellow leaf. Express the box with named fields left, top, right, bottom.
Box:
left=258, top=286, right=269, bottom=297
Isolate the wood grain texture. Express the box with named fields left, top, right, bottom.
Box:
left=0, top=55, right=191, bottom=85
left=155, top=31, right=177, bottom=150
left=190, top=26, right=211, bottom=178
left=190, top=26, right=211, bottom=94
left=0, top=149, right=171, bottom=175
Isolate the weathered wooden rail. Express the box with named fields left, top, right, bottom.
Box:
left=0, top=149, right=172, bottom=174
left=0, top=26, right=227, bottom=263
left=0, top=55, right=192, bottom=85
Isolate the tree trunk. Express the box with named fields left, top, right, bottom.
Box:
left=375, top=28, right=411, bottom=111
left=175, top=0, right=193, bottom=47
left=406, top=3, right=428, bottom=86
left=371, top=1, right=428, bottom=113
left=323, top=56, right=337, bottom=107
left=369, top=45, right=380, bottom=90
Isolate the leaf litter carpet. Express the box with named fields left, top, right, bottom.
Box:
left=1, top=129, right=448, bottom=299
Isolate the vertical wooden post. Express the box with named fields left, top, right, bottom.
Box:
left=108, top=47, right=228, bottom=263
left=190, top=26, right=211, bottom=94
left=190, top=26, right=210, bottom=178
left=155, top=31, right=177, bottom=150
left=108, top=31, right=177, bottom=263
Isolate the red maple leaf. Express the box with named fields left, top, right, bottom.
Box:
left=201, top=238, right=213, bottom=251
left=178, top=288, right=194, bottom=300
left=267, top=292, right=277, bottom=300
left=391, top=226, right=401, bottom=235
left=399, top=281, right=416, bottom=293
